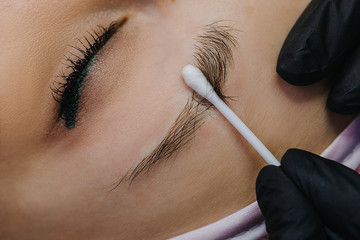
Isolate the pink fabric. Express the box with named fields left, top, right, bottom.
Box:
left=170, top=115, right=360, bottom=240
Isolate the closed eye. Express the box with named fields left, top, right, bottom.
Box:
left=51, top=18, right=127, bottom=129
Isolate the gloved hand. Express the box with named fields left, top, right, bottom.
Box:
left=256, top=149, right=360, bottom=240
left=277, top=0, right=360, bottom=114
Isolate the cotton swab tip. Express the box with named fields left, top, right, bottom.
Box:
left=182, top=65, right=214, bottom=99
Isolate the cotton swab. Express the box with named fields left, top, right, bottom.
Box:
left=182, top=65, right=280, bottom=166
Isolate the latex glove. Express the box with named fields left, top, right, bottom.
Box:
left=256, top=149, right=360, bottom=240
left=277, top=0, right=360, bottom=114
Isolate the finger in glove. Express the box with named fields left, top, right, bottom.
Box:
left=256, top=165, right=328, bottom=240
left=277, top=0, right=360, bottom=85
left=281, top=149, right=360, bottom=239
left=327, top=46, right=360, bottom=114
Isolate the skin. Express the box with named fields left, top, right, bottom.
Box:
left=0, top=0, right=354, bottom=239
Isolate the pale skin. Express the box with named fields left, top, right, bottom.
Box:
left=0, top=0, right=354, bottom=239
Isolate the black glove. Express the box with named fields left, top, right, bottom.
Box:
left=277, top=0, right=360, bottom=114
left=256, top=149, right=360, bottom=240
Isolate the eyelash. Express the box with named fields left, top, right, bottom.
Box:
left=51, top=23, right=118, bottom=129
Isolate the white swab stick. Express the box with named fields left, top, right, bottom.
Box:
left=182, top=65, right=280, bottom=166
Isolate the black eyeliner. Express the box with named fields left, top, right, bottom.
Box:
left=52, top=18, right=127, bottom=129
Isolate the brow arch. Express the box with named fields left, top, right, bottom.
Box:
left=110, top=22, right=239, bottom=189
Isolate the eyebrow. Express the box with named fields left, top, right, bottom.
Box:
left=114, top=22, right=238, bottom=187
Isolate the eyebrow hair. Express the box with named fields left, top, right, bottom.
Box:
left=194, top=22, right=237, bottom=101
left=127, top=97, right=207, bottom=184
left=113, top=22, right=238, bottom=188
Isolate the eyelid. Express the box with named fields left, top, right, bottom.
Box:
left=51, top=17, right=128, bottom=129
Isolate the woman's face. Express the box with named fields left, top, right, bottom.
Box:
left=2, top=0, right=348, bottom=239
